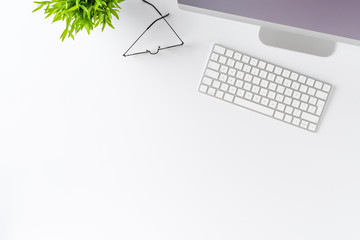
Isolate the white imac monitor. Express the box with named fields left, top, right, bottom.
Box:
left=178, top=0, right=360, bottom=56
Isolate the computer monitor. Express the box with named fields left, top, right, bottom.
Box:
left=178, top=0, right=360, bottom=56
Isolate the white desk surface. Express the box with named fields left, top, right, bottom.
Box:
left=1, top=0, right=360, bottom=239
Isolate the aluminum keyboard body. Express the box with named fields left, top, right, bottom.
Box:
left=199, top=44, right=332, bottom=132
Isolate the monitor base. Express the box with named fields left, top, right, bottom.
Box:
left=259, top=27, right=336, bottom=57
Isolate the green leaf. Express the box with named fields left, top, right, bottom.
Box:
left=63, top=6, right=78, bottom=13
left=110, top=9, right=119, bottom=20
left=34, top=1, right=51, bottom=4
left=101, top=19, right=106, bottom=31
left=106, top=19, right=115, bottom=29
left=32, top=5, right=44, bottom=13
left=95, top=0, right=102, bottom=7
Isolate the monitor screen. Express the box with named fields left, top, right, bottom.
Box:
left=178, top=0, right=360, bottom=41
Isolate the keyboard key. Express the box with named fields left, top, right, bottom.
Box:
left=261, top=98, right=269, bottom=106
left=219, top=74, right=227, bottom=82
left=220, top=65, right=229, bottom=73
left=285, top=106, right=294, bottom=114
left=306, top=78, right=315, bottom=86
left=269, top=100, right=277, bottom=109
left=284, top=115, right=293, bottom=123
left=258, top=61, right=266, bottom=69
left=276, top=85, right=285, bottom=94
left=267, top=73, right=276, bottom=81
left=308, top=105, right=316, bottom=113
left=292, top=100, right=300, bottom=108
left=292, top=91, right=301, bottom=99
left=260, top=79, right=269, bottom=88
left=243, top=65, right=251, bottom=73
left=199, top=84, right=208, bottom=93
left=253, top=94, right=261, bottom=103
left=292, top=117, right=300, bottom=126
left=212, top=80, right=221, bottom=88
left=250, top=58, right=258, bottom=66
left=215, top=90, right=224, bottom=98
left=274, top=66, right=282, bottom=75
left=298, top=75, right=307, bottom=83
left=302, top=112, right=319, bottom=123
left=316, top=100, right=325, bottom=116
left=284, top=97, right=292, bottom=105
left=266, top=64, right=274, bottom=72
left=299, top=85, right=308, bottom=93
left=300, top=102, right=309, bottom=111
left=268, top=91, right=276, bottom=100
left=227, top=77, right=236, bottom=85
left=208, top=61, right=220, bottom=71
left=291, top=82, right=300, bottom=90
left=275, top=76, right=284, bottom=85
left=224, top=93, right=234, bottom=102
left=275, top=94, right=284, bottom=102
left=229, top=86, right=237, bottom=94
left=220, top=83, right=229, bottom=91
left=315, top=90, right=328, bottom=100
left=236, top=71, right=245, bottom=79
left=236, top=89, right=245, bottom=97
left=207, top=87, right=216, bottom=96
left=260, top=88, right=268, bottom=96
left=290, top=72, right=299, bottom=81
left=277, top=103, right=285, bottom=112
left=282, top=69, right=290, bottom=78
left=293, top=109, right=301, bottom=117
left=242, top=55, right=250, bottom=63
left=211, top=53, right=219, bottom=61
left=205, top=69, right=219, bottom=79
left=219, top=56, right=227, bottom=64
left=202, top=77, right=213, bottom=85
left=252, top=77, right=261, bottom=85
left=245, top=92, right=253, bottom=100
left=300, top=120, right=309, bottom=129
left=269, top=82, right=277, bottom=91
left=314, top=81, right=323, bottom=89
left=308, top=123, right=317, bottom=132
left=234, top=97, right=274, bottom=116
left=235, top=61, right=243, bottom=70
left=227, top=59, right=235, bottom=67
left=225, top=49, right=234, bottom=58
left=323, top=84, right=331, bottom=92
left=300, top=94, right=309, bottom=102
left=234, top=52, right=242, bottom=60
left=214, top=45, right=226, bottom=54
left=235, top=80, right=244, bottom=88
left=307, top=87, right=316, bottom=96
left=228, top=68, right=236, bottom=76
left=244, top=82, right=252, bottom=90
left=251, top=85, right=260, bottom=94
left=284, top=79, right=292, bottom=87
left=274, top=111, right=284, bottom=120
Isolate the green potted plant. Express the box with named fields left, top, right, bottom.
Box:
left=33, top=0, right=125, bottom=41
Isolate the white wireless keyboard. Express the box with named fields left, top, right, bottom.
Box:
left=199, top=44, right=332, bottom=132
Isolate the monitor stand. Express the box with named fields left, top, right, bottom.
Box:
left=259, top=27, right=336, bottom=57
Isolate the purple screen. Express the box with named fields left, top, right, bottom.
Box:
left=178, top=0, right=360, bottom=41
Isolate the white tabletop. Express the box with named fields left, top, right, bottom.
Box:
left=1, top=0, right=360, bottom=239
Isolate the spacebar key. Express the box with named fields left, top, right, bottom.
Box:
left=234, top=97, right=274, bottom=116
